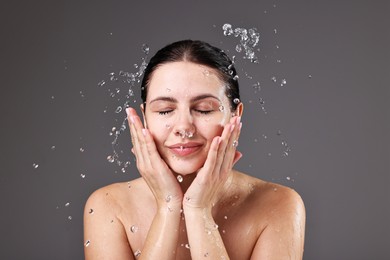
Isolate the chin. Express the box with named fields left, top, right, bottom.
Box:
left=167, top=159, right=205, bottom=175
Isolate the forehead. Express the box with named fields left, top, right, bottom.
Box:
left=147, top=61, right=225, bottom=100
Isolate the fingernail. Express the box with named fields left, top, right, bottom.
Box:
left=239, top=122, right=242, bottom=130
left=142, top=129, right=146, bottom=136
left=126, top=108, right=131, bottom=116
left=129, top=116, right=135, bottom=124
left=237, top=116, right=241, bottom=124
left=230, top=124, right=235, bottom=132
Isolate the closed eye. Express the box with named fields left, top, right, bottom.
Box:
left=194, top=109, right=213, bottom=115
left=158, top=110, right=173, bottom=115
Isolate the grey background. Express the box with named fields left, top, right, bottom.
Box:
left=1, top=0, right=389, bottom=259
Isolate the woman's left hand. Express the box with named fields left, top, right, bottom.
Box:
left=183, top=116, right=242, bottom=211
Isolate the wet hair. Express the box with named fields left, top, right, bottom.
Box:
left=140, top=40, right=240, bottom=111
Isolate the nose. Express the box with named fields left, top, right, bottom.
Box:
left=172, top=111, right=196, bottom=138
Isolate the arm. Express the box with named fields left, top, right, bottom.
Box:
left=251, top=189, right=306, bottom=260
left=127, top=107, right=183, bottom=259
left=84, top=188, right=134, bottom=260
left=183, top=116, right=242, bottom=259
left=83, top=186, right=182, bottom=260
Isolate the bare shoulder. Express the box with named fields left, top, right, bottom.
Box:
left=232, top=171, right=306, bottom=259
left=84, top=178, right=150, bottom=217
left=83, top=178, right=150, bottom=260
left=233, top=171, right=305, bottom=216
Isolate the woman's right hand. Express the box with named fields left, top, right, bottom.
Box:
left=126, top=107, right=183, bottom=210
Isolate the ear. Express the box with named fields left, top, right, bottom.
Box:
left=235, top=102, right=244, bottom=117
left=140, top=103, right=148, bottom=128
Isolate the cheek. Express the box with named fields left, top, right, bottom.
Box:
left=195, top=120, right=224, bottom=139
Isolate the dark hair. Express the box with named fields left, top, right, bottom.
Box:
left=141, top=40, right=240, bottom=111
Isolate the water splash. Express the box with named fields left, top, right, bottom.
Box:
left=98, top=44, right=149, bottom=170
left=222, top=23, right=260, bottom=63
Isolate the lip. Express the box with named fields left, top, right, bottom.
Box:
left=167, top=142, right=203, bottom=157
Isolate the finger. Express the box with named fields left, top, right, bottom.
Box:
left=212, top=121, right=235, bottom=177
left=196, top=136, right=221, bottom=182
left=142, top=128, right=171, bottom=172
left=220, top=116, right=242, bottom=173
left=126, top=108, right=146, bottom=167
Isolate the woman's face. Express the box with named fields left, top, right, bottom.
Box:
left=143, top=61, right=236, bottom=175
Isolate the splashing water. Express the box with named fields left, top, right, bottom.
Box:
left=222, top=23, right=260, bottom=63
left=99, top=44, right=149, bottom=170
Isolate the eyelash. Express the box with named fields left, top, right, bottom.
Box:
left=158, top=109, right=213, bottom=115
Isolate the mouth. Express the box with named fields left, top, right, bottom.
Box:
left=167, top=142, right=203, bottom=157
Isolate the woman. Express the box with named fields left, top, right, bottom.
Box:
left=84, top=40, right=305, bottom=259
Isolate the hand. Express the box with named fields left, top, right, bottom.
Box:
left=183, top=115, right=242, bottom=211
left=126, top=107, right=183, bottom=209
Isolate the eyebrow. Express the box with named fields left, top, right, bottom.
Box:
left=149, top=94, right=221, bottom=104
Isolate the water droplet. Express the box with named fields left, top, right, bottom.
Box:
left=134, top=249, right=141, bottom=258
left=165, top=195, right=172, bottom=202
left=274, top=28, right=278, bottom=34
left=185, top=131, right=194, bottom=138
left=185, top=196, right=191, bottom=202
left=280, top=79, right=287, bottom=86
left=141, top=43, right=149, bottom=55
left=68, top=216, right=72, bottom=220
left=32, top=163, right=39, bottom=169
left=51, top=145, right=56, bottom=150
left=213, top=223, right=219, bottom=229
left=204, top=252, right=209, bottom=257
left=235, top=44, right=242, bottom=52
left=286, top=176, right=291, bottom=181
left=222, top=23, right=233, bottom=36
left=185, top=244, right=191, bottom=249
left=273, top=188, right=278, bottom=192
left=65, top=202, right=70, bottom=207
left=224, top=215, right=228, bottom=219
left=89, top=208, right=94, bottom=214
left=130, top=225, right=138, bottom=233
left=165, top=124, right=171, bottom=129
left=97, top=80, right=105, bottom=87
left=271, top=76, right=277, bottom=82
left=233, top=98, right=240, bottom=104
left=233, top=75, right=239, bottom=80
left=308, top=74, right=312, bottom=78
left=80, top=173, right=86, bottom=179
left=177, top=175, right=183, bottom=182
left=115, top=106, right=122, bottom=113
left=166, top=88, right=171, bottom=92
left=219, top=105, right=225, bottom=112
left=276, top=130, right=282, bottom=136
left=107, top=155, right=115, bottom=163
left=85, top=240, right=90, bottom=247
